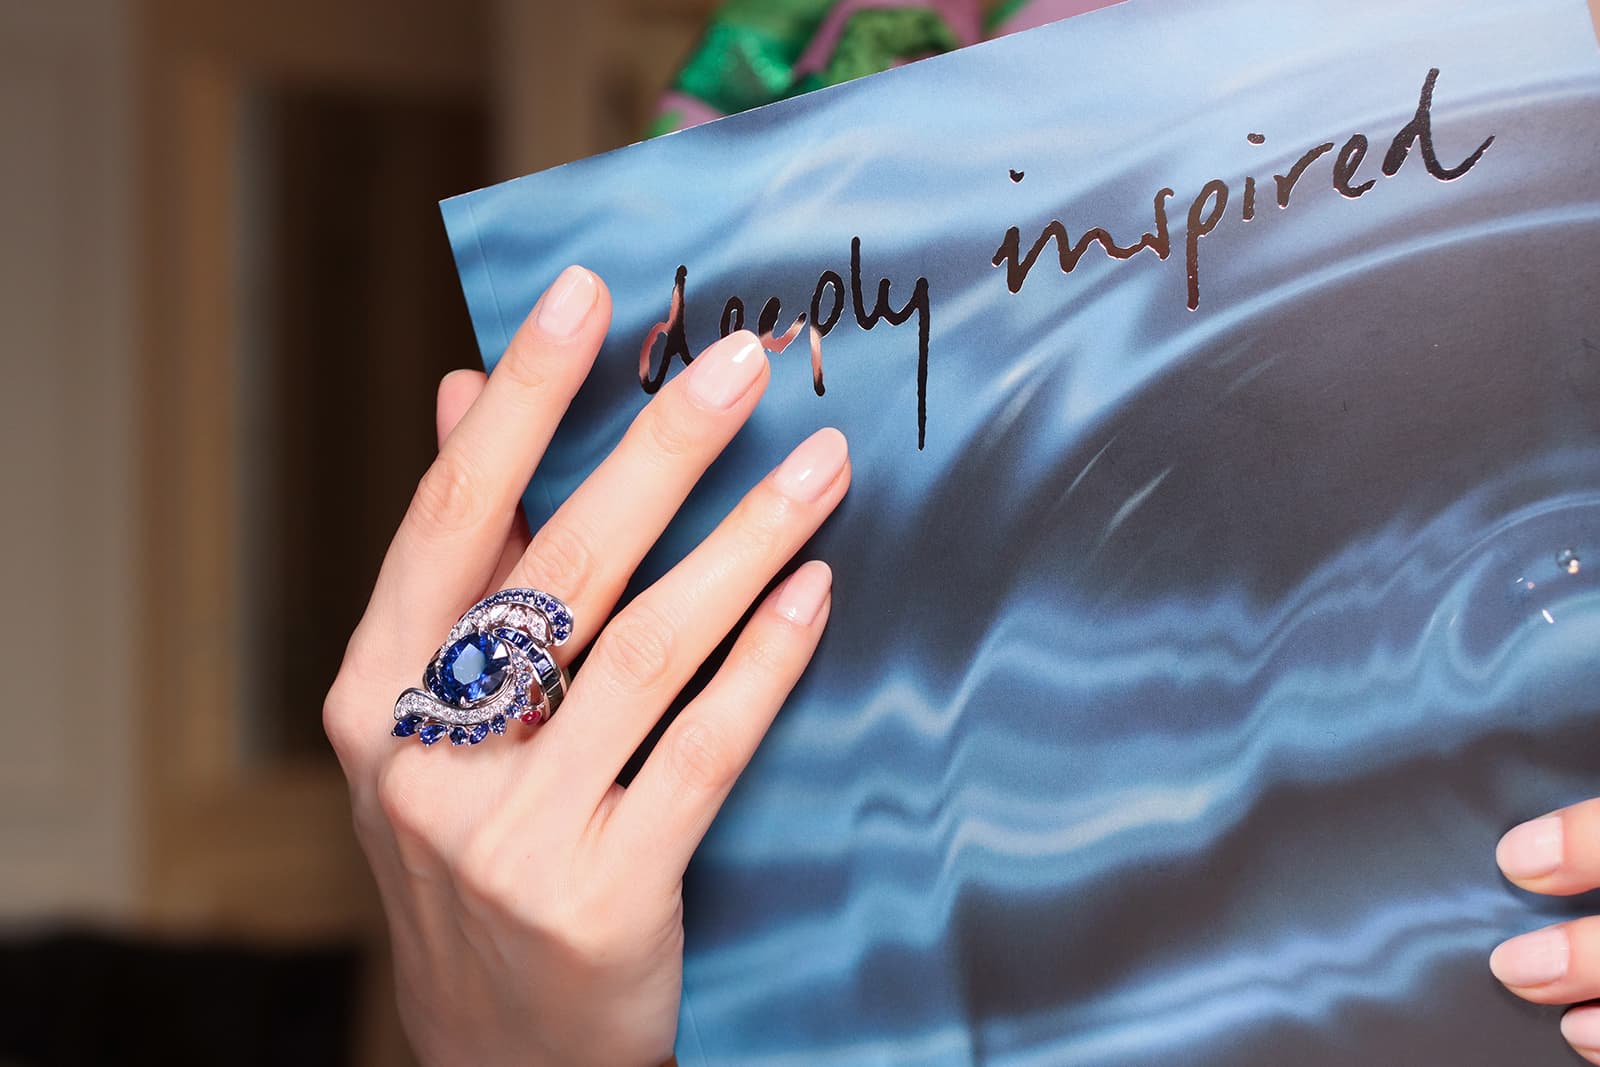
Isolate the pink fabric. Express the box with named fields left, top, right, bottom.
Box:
left=655, top=91, right=726, bottom=130
left=993, top=0, right=1126, bottom=36
left=793, top=0, right=985, bottom=79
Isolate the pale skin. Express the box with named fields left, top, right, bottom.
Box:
left=325, top=264, right=1600, bottom=1064
left=1494, top=801, right=1600, bottom=1063
left=323, top=264, right=849, bottom=1067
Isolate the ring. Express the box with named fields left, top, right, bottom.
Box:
left=391, top=588, right=573, bottom=746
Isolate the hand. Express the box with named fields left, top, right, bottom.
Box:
left=1493, top=799, right=1600, bottom=1063
left=322, top=266, right=851, bottom=1067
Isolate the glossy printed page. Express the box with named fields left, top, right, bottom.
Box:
left=442, top=1, right=1600, bottom=1063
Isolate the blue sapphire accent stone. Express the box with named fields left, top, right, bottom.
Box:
left=449, top=726, right=471, bottom=746
left=418, top=722, right=447, bottom=746
left=489, top=714, right=507, bottom=735
left=467, top=722, right=490, bottom=744
left=392, top=714, right=423, bottom=738
left=434, top=632, right=511, bottom=704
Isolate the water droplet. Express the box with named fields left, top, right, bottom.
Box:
left=1557, top=548, right=1581, bottom=575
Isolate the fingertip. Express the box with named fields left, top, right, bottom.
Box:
left=435, top=368, right=488, bottom=443
left=1489, top=925, right=1570, bottom=990
left=684, top=330, right=769, bottom=412
left=439, top=366, right=487, bottom=396
left=525, top=264, right=613, bottom=345
left=772, top=560, right=833, bottom=627
left=820, top=426, right=852, bottom=483
left=1497, top=814, right=1564, bottom=884
left=774, top=427, right=850, bottom=503
left=1565, top=1006, right=1600, bottom=1062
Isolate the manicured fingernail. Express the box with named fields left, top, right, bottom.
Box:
left=1564, top=1007, right=1600, bottom=1055
left=1497, top=815, right=1564, bottom=880
left=774, top=427, right=848, bottom=502
left=775, top=561, right=832, bottom=625
left=1490, top=926, right=1569, bottom=988
left=687, top=332, right=765, bottom=411
left=535, top=265, right=597, bottom=339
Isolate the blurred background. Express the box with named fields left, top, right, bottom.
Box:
left=8, top=2, right=1598, bottom=1065
left=0, top=1, right=715, bottom=1063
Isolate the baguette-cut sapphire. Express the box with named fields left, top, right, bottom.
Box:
left=434, top=633, right=510, bottom=704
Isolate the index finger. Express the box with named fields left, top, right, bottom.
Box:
left=355, top=266, right=610, bottom=673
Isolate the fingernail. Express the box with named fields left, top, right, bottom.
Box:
left=1489, top=926, right=1569, bottom=988
left=774, top=427, right=848, bottom=502
left=775, top=561, right=832, bottom=625
left=535, top=265, right=597, bottom=339
left=1497, top=815, right=1564, bottom=880
left=687, top=332, right=766, bottom=411
left=1565, top=1007, right=1600, bottom=1055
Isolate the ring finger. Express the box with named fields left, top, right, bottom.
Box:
left=1491, top=914, right=1600, bottom=1006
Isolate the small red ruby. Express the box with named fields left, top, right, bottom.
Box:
left=519, top=710, right=540, bottom=725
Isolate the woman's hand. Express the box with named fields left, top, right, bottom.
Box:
left=1494, top=799, right=1600, bottom=1063
left=322, top=266, right=850, bottom=1067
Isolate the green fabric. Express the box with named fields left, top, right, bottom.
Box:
left=984, top=0, right=1034, bottom=29
left=658, top=0, right=1040, bottom=133
left=672, top=0, right=837, bottom=115
left=795, top=8, right=962, bottom=94
left=646, top=108, right=687, bottom=139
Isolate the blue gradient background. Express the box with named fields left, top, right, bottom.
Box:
left=442, top=1, right=1600, bottom=1062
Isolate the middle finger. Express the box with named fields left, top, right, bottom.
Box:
left=543, top=425, right=851, bottom=807
left=499, top=329, right=770, bottom=653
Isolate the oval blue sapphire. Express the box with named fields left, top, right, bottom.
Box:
left=433, top=633, right=511, bottom=704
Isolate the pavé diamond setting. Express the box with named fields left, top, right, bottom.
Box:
left=392, top=588, right=572, bottom=746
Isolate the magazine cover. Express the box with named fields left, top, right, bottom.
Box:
left=440, top=0, right=1600, bottom=1062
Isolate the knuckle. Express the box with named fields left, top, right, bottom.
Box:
left=738, top=631, right=794, bottom=680
left=453, top=830, right=517, bottom=909
left=494, top=342, right=555, bottom=394
left=375, top=762, right=431, bottom=844
left=551, top=900, right=627, bottom=964
left=638, top=401, right=699, bottom=460
left=322, top=700, right=359, bottom=765
left=730, top=491, right=790, bottom=560
left=408, top=453, right=487, bottom=535
left=321, top=670, right=372, bottom=767
left=523, top=519, right=597, bottom=596
left=592, top=608, right=676, bottom=692
left=348, top=789, right=389, bottom=845
left=571, top=922, right=628, bottom=966
left=667, top=718, right=737, bottom=794
left=321, top=679, right=353, bottom=743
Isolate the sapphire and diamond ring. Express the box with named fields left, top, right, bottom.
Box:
left=392, top=588, right=573, bottom=746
